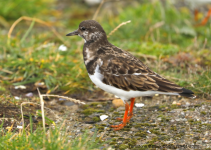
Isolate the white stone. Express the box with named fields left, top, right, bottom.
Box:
left=135, top=103, right=145, bottom=107
left=58, top=44, right=67, bottom=51
left=100, top=115, right=108, bottom=121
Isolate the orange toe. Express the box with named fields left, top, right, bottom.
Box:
left=110, top=123, right=127, bottom=131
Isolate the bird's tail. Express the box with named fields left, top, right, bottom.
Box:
left=179, top=88, right=196, bottom=98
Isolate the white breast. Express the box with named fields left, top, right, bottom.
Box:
left=88, top=65, right=179, bottom=102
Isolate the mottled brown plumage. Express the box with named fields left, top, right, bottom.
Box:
left=66, top=20, right=194, bottom=98
left=66, top=20, right=195, bottom=130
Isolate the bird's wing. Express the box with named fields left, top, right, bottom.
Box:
left=99, top=46, right=183, bottom=93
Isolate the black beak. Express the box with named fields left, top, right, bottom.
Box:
left=66, top=30, right=79, bottom=36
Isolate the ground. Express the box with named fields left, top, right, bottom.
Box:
left=1, top=85, right=211, bottom=149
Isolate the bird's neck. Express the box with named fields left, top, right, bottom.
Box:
left=82, top=38, right=110, bottom=69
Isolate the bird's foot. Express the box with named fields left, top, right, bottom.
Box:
left=110, top=122, right=127, bottom=131
left=111, top=114, right=133, bottom=130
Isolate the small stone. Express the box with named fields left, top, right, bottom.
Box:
left=90, top=127, right=96, bottom=132
left=14, top=85, right=26, bottom=89
left=58, top=44, right=67, bottom=51
left=100, top=115, right=108, bottom=121
left=135, top=103, right=144, bottom=107
left=25, top=92, right=33, bottom=97
left=112, top=99, right=124, bottom=108
left=172, top=101, right=177, bottom=104
left=97, top=104, right=103, bottom=108
left=17, top=126, right=23, bottom=129
left=14, top=96, right=20, bottom=100
left=35, top=82, right=46, bottom=88
left=177, top=103, right=181, bottom=106
left=147, top=130, right=151, bottom=133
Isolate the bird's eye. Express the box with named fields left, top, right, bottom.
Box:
left=81, top=27, right=86, bottom=31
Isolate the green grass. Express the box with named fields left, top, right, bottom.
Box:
left=0, top=1, right=211, bottom=95
left=0, top=120, right=107, bottom=150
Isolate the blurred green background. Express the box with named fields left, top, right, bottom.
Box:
left=0, top=0, right=210, bottom=97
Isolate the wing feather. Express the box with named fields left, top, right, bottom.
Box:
left=98, top=45, right=183, bottom=93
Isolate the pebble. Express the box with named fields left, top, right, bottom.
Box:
left=14, top=85, right=26, bottom=89
left=97, top=104, right=103, bottom=108
left=58, top=44, right=67, bottom=51
left=100, top=115, right=108, bottom=121
left=90, top=127, right=96, bottom=132
left=135, top=103, right=144, bottom=107
left=112, top=99, right=124, bottom=108
left=14, top=96, right=20, bottom=100
left=25, top=92, right=33, bottom=97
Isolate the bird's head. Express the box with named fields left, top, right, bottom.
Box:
left=66, top=20, right=107, bottom=43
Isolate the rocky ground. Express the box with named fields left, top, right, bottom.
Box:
left=1, top=87, right=211, bottom=149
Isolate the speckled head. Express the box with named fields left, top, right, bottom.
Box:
left=66, top=20, right=107, bottom=43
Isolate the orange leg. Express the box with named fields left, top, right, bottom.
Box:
left=128, top=98, right=135, bottom=119
left=110, top=98, right=135, bottom=130
left=195, top=8, right=211, bottom=26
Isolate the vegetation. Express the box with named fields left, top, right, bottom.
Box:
left=0, top=1, right=211, bottom=96
left=0, top=0, right=211, bottom=149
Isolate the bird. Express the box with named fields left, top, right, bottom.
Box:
left=66, top=20, right=195, bottom=130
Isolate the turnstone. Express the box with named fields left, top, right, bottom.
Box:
left=66, top=20, right=195, bottom=130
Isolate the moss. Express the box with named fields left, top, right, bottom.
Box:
left=203, top=123, right=211, bottom=129
left=128, top=138, right=137, bottom=148
left=122, top=127, right=130, bottom=131
left=109, top=141, right=117, bottom=145
left=188, top=119, right=201, bottom=125
left=134, top=131, right=147, bottom=137
left=81, top=109, right=93, bottom=115
left=113, top=112, right=120, bottom=115
left=92, top=116, right=100, bottom=122
left=97, top=126, right=104, bottom=130
left=189, top=108, right=195, bottom=111
left=80, top=104, right=89, bottom=109
left=194, top=104, right=202, bottom=107
left=119, top=144, right=129, bottom=150
left=170, top=104, right=178, bottom=109
left=201, top=111, right=207, bottom=115
left=159, top=135, right=170, bottom=141
left=122, top=140, right=129, bottom=144
left=175, top=132, right=185, bottom=138
left=109, top=107, right=115, bottom=112
left=89, top=102, right=101, bottom=107
left=111, top=138, right=117, bottom=141
left=157, top=114, right=170, bottom=122
left=101, top=124, right=107, bottom=126
left=158, top=104, right=167, bottom=109
left=150, top=129, right=161, bottom=135
left=170, top=125, right=177, bottom=131
left=81, top=108, right=105, bottom=115
left=110, top=134, right=118, bottom=137
left=188, top=119, right=194, bottom=122
left=140, top=137, right=159, bottom=148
